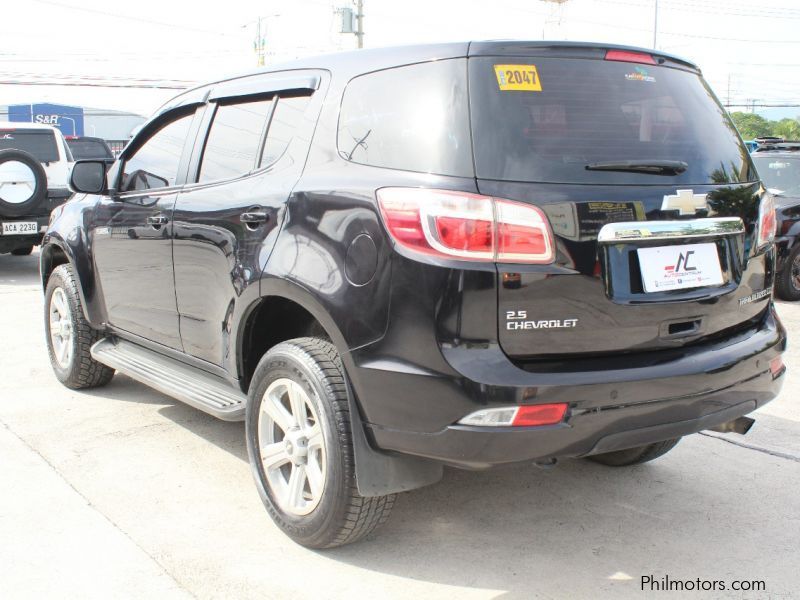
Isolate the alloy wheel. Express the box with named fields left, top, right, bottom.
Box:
left=49, top=287, right=73, bottom=369
left=257, top=378, right=326, bottom=516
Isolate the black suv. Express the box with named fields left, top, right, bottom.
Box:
left=66, top=136, right=116, bottom=162
left=42, top=42, right=786, bottom=548
left=751, top=142, right=800, bottom=300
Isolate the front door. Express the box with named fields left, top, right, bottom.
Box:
left=92, top=108, right=199, bottom=349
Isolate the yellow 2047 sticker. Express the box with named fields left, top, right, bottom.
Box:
left=494, top=64, right=542, bottom=91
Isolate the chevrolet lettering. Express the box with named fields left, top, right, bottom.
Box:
left=40, top=42, right=786, bottom=548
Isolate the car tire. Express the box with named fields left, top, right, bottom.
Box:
left=775, top=244, right=800, bottom=301
left=586, top=438, right=681, bottom=467
left=0, top=148, right=48, bottom=217
left=11, top=245, right=33, bottom=256
left=45, top=264, right=115, bottom=389
left=246, top=337, right=395, bottom=548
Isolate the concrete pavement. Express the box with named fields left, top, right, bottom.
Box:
left=1, top=249, right=798, bottom=599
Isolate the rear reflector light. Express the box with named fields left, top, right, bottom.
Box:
left=756, top=193, right=776, bottom=251
left=512, top=403, right=568, bottom=427
left=458, top=403, right=568, bottom=427
left=770, top=356, right=785, bottom=379
left=604, top=49, right=657, bottom=65
left=377, top=188, right=554, bottom=264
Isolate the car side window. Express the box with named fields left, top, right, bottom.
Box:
left=121, top=112, right=195, bottom=192
left=337, top=59, right=473, bottom=177
left=260, top=94, right=311, bottom=168
left=198, top=98, right=274, bottom=183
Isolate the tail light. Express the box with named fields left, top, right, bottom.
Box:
left=377, top=188, right=554, bottom=264
left=770, top=355, right=785, bottom=379
left=458, top=403, right=568, bottom=427
left=756, top=193, right=776, bottom=251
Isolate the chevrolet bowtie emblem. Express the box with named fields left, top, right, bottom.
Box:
left=661, top=189, right=708, bottom=216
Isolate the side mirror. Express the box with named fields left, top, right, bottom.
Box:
left=70, top=160, right=108, bottom=194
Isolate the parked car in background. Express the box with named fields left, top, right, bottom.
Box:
left=42, top=42, right=785, bottom=548
left=66, top=136, right=115, bottom=163
left=752, top=142, right=800, bottom=300
left=0, top=122, right=73, bottom=256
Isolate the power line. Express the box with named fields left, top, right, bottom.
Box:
left=27, top=0, right=244, bottom=37
left=724, top=104, right=800, bottom=108
left=0, top=80, right=187, bottom=90
left=594, top=0, right=800, bottom=19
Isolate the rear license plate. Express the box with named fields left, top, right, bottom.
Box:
left=637, top=242, right=723, bottom=293
left=2, top=221, right=38, bottom=236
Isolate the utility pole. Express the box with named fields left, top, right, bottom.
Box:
left=653, top=0, right=659, bottom=49
left=254, top=16, right=267, bottom=66
left=251, top=14, right=280, bottom=66
left=726, top=73, right=731, bottom=107
left=355, top=0, right=364, bottom=49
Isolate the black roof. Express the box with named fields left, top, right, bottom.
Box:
left=159, top=40, right=699, bottom=114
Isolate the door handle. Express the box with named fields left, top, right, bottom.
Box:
left=147, top=215, right=169, bottom=226
left=240, top=212, right=269, bottom=224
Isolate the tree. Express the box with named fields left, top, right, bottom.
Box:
left=729, top=112, right=772, bottom=139
left=772, top=118, right=800, bottom=141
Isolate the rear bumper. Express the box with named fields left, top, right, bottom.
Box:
left=356, top=305, right=786, bottom=469
left=0, top=189, right=71, bottom=252
left=0, top=214, right=49, bottom=252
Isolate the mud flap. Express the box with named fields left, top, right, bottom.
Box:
left=345, top=380, right=443, bottom=497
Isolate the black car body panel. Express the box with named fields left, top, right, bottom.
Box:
left=42, top=42, right=786, bottom=479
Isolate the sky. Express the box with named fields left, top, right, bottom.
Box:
left=2, top=0, right=799, bottom=119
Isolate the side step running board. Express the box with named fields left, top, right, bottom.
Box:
left=91, top=338, right=246, bottom=421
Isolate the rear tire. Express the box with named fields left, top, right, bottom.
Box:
left=246, top=337, right=395, bottom=548
left=44, top=264, right=114, bottom=389
left=11, top=245, right=33, bottom=256
left=775, top=244, right=800, bottom=301
left=586, top=438, right=681, bottom=467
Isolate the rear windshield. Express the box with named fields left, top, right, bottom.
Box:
left=67, top=138, right=114, bottom=160
left=469, top=57, right=756, bottom=185
left=753, top=155, right=800, bottom=197
left=0, top=130, right=59, bottom=162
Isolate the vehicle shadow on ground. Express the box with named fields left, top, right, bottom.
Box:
left=0, top=251, right=41, bottom=288
left=83, top=371, right=799, bottom=597
left=321, top=434, right=797, bottom=597
left=84, top=374, right=250, bottom=462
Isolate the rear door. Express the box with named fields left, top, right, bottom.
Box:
left=467, top=47, right=768, bottom=359
left=172, top=72, right=322, bottom=367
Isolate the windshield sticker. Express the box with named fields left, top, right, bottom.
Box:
left=494, top=65, right=542, bottom=91
left=625, top=67, right=656, bottom=83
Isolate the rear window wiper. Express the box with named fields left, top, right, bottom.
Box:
left=585, top=160, right=688, bottom=175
